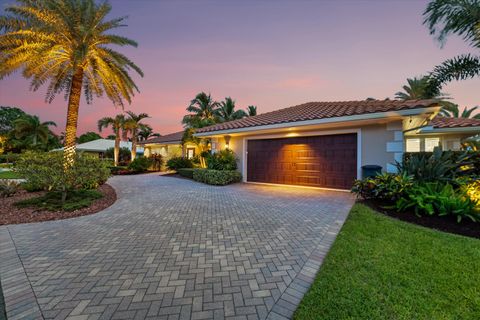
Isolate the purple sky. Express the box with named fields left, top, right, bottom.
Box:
left=0, top=0, right=479, bottom=136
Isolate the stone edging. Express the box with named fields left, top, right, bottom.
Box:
left=266, top=208, right=350, bottom=319
left=0, top=227, right=43, bottom=320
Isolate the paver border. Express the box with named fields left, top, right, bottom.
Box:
left=0, top=227, right=43, bottom=320
left=266, top=207, right=350, bottom=319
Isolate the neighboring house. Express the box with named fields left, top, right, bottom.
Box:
left=194, top=99, right=480, bottom=190
left=405, top=116, right=480, bottom=152
left=139, top=131, right=198, bottom=160
left=55, top=139, right=143, bottom=157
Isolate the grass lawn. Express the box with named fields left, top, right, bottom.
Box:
left=294, top=204, right=480, bottom=320
left=0, top=171, right=21, bottom=179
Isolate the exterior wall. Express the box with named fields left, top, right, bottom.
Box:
left=144, top=144, right=183, bottom=160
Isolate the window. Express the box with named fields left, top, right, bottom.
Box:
left=186, top=148, right=195, bottom=159
left=406, top=138, right=420, bottom=152
left=425, top=138, right=440, bottom=152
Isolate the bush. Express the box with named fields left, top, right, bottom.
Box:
left=0, top=153, right=20, bottom=164
left=128, top=156, right=152, bottom=173
left=401, top=149, right=478, bottom=181
left=148, top=153, right=164, bottom=171
left=393, top=182, right=479, bottom=222
left=15, top=151, right=110, bottom=191
left=0, top=180, right=19, bottom=197
left=109, top=166, right=128, bottom=175
left=166, top=156, right=193, bottom=171
left=178, top=168, right=195, bottom=179
left=192, top=169, right=242, bottom=185
left=351, top=173, right=413, bottom=201
left=205, top=149, right=237, bottom=170
left=15, top=189, right=103, bottom=211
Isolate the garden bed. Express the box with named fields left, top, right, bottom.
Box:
left=361, top=199, right=480, bottom=239
left=0, top=184, right=116, bottom=226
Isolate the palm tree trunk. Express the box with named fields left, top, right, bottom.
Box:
left=64, top=67, right=84, bottom=167
left=114, top=133, right=120, bottom=166
left=131, top=131, right=137, bottom=161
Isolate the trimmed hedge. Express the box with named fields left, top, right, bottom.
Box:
left=178, top=168, right=195, bottom=179
left=192, top=169, right=242, bottom=185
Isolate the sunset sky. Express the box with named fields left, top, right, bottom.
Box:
left=0, top=0, right=479, bottom=136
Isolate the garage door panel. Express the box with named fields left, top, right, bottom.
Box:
left=247, top=133, right=357, bottom=189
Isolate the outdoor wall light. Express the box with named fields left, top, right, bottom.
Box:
left=224, top=135, right=231, bottom=149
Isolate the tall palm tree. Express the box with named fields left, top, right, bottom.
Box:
left=124, top=111, right=149, bottom=160
left=440, top=104, right=480, bottom=119
left=182, top=92, right=220, bottom=128
left=98, top=114, right=125, bottom=166
left=13, top=115, right=56, bottom=147
left=138, top=124, right=160, bottom=141
left=247, top=105, right=257, bottom=116
left=423, top=0, right=480, bottom=94
left=216, top=97, right=247, bottom=122
left=0, top=0, right=143, bottom=167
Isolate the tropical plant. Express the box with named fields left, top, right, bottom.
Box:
left=351, top=173, right=413, bottom=201
left=98, top=114, right=126, bottom=166
left=0, top=0, right=143, bottom=166
left=205, top=149, right=238, bottom=171
left=182, top=128, right=209, bottom=168
left=138, top=124, right=160, bottom=141
left=0, top=106, right=26, bottom=134
left=166, top=156, right=193, bottom=171
left=247, top=105, right=257, bottom=116
left=182, top=92, right=220, bottom=128
left=13, top=115, right=56, bottom=147
left=394, top=76, right=442, bottom=100
left=215, top=97, right=247, bottom=122
left=127, top=156, right=151, bottom=172
left=124, top=111, right=149, bottom=160
left=77, top=131, right=102, bottom=144
left=0, top=180, right=19, bottom=198
left=147, top=153, right=163, bottom=171
left=423, top=0, right=480, bottom=94
left=440, top=104, right=480, bottom=119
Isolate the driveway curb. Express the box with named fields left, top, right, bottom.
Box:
left=0, top=227, right=43, bottom=320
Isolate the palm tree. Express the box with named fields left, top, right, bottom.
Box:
left=440, top=105, right=480, bottom=119
left=138, top=124, right=160, bottom=141
left=124, top=111, right=149, bottom=160
left=182, top=92, right=220, bottom=128
left=13, top=115, right=56, bottom=147
left=216, top=97, right=247, bottom=122
left=423, top=0, right=480, bottom=94
left=247, top=105, right=257, bottom=116
left=0, top=0, right=143, bottom=167
left=98, top=114, right=125, bottom=166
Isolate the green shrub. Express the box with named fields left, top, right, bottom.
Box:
left=352, top=173, right=413, bottom=201
left=0, top=180, right=19, bottom=197
left=0, top=153, right=20, bottom=164
left=166, top=156, right=193, bottom=170
left=15, top=189, right=103, bottom=211
left=148, top=153, right=164, bottom=171
left=192, top=169, right=242, bottom=185
left=393, top=182, right=479, bottom=222
left=15, top=151, right=110, bottom=191
left=128, top=156, right=152, bottom=172
left=400, top=149, right=476, bottom=182
left=205, top=149, right=237, bottom=170
left=178, top=168, right=194, bottom=179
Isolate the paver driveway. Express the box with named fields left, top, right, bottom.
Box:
left=0, top=174, right=354, bottom=320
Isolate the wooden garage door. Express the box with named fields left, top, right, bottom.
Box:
left=247, top=133, right=357, bottom=189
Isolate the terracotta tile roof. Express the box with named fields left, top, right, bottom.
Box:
left=196, top=99, right=439, bottom=133
left=138, top=130, right=184, bottom=145
left=429, top=116, right=480, bottom=129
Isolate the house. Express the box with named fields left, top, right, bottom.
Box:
left=139, top=131, right=199, bottom=160
left=194, top=99, right=480, bottom=190
left=55, top=139, right=143, bottom=157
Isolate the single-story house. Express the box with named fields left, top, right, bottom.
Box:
left=194, top=99, right=480, bottom=190
left=139, top=131, right=199, bottom=160
left=55, top=139, right=143, bottom=158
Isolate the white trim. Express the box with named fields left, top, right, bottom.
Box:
left=194, top=107, right=440, bottom=137
left=418, top=126, right=480, bottom=134
left=241, top=128, right=362, bottom=186
left=245, top=181, right=351, bottom=192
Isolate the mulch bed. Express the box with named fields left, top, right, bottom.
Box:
left=0, top=184, right=116, bottom=226
left=361, top=199, right=480, bottom=239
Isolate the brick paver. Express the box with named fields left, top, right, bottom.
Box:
left=0, top=174, right=354, bottom=319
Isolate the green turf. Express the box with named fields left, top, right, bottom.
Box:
left=0, top=171, right=21, bottom=179
left=294, top=204, right=480, bottom=320
left=15, top=189, right=103, bottom=211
